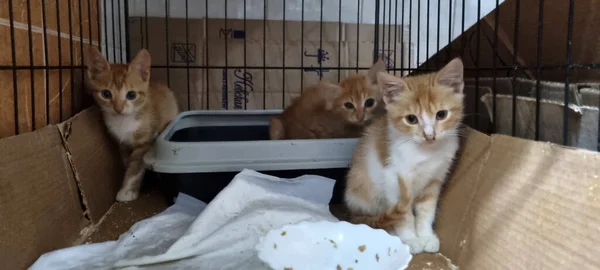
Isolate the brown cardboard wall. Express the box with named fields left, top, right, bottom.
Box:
left=0, top=0, right=101, bottom=139
left=0, top=125, right=88, bottom=270
left=439, top=128, right=600, bottom=269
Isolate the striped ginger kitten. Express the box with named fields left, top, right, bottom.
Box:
left=269, top=60, right=386, bottom=139
left=84, top=48, right=179, bottom=202
left=345, top=58, right=465, bottom=254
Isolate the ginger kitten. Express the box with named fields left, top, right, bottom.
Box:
left=269, top=60, right=386, bottom=140
left=84, top=48, right=179, bottom=202
left=345, top=58, right=465, bottom=254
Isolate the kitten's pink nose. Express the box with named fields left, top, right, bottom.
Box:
left=424, top=132, right=436, bottom=141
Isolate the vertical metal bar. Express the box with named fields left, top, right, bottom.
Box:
left=124, top=0, right=130, bottom=62
left=87, top=0, right=93, bottom=47
left=263, top=0, right=266, bottom=109
left=224, top=0, right=228, bottom=110
left=42, top=0, right=50, bottom=125
left=374, top=0, right=380, bottom=63
left=535, top=0, right=544, bottom=141
left=461, top=0, right=466, bottom=44
left=97, top=0, right=102, bottom=53
left=205, top=0, right=209, bottom=109
left=301, top=0, right=305, bottom=90
left=8, top=0, right=19, bottom=134
left=400, top=0, right=405, bottom=75
left=474, top=0, right=481, bottom=129
left=356, top=0, right=360, bottom=72
left=243, top=0, right=247, bottom=110
left=164, top=0, right=170, bottom=87
left=145, top=0, right=149, bottom=50
left=26, top=0, right=36, bottom=130
left=436, top=0, right=440, bottom=68
left=69, top=0, right=75, bottom=115
left=416, top=0, right=420, bottom=68
left=185, top=0, right=190, bottom=110
left=408, top=0, right=412, bottom=70
left=58, top=0, right=64, bottom=121
left=492, top=0, right=499, bottom=133
left=382, top=0, right=386, bottom=62
left=78, top=0, right=85, bottom=114
left=283, top=0, right=286, bottom=107
left=393, top=0, right=399, bottom=75
left=111, top=0, right=117, bottom=62
left=447, top=0, right=452, bottom=62
left=511, top=0, right=521, bottom=137
left=319, top=0, right=324, bottom=78
left=103, top=0, right=108, bottom=57
left=425, top=0, right=430, bottom=69
left=338, top=0, right=342, bottom=81
left=117, top=0, right=123, bottom=62
left=563, top=0, right=574, bottom=146
left=387, top=0, right=392, bottom=69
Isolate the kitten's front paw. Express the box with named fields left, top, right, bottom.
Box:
left=401, top=237, right=424, bottom=254
left=419, top=234, right=440, bottom=253
left=116, top=189, right=139, bottom=202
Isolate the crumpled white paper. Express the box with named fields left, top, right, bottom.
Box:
left=30, top=169, right=338, bottom=270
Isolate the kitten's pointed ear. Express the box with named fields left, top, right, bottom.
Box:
left=84, top=46, right=110, bottom=80
left=377, top=72, right=406, bottom=104
left=436, top=57, right=464, bottom=93
left=129, top=49, right=152, bottom=82
left=367, top=58, right=386, bottom=83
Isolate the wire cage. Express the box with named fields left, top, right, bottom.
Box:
left=1, top=0, right=598, bottom=151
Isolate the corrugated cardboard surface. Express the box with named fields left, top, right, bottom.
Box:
left=0, top=126, right=87, bottom=270
left=439, top=128, right=600, bottom=269
left=0, top=107, right=123, bottom=269
left=129, top=18, right=409, bottom=110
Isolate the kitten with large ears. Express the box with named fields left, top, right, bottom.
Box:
left=345, top=58, right=465, bottom=254
left=269, top=60, right=386, bottom=140
left=84, top=47, right=179, bottom=202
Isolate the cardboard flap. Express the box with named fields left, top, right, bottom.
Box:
left=439, top=127, right=600, bottom=269
left=58, top=107, right=123, bottom=222
left=0, top=126, right=88, bottom=270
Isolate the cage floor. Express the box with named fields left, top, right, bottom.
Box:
left=87, top=185, right=456, bottom=269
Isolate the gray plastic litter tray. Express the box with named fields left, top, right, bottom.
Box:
left=144, top=110, right=358, bottom=173
left=143, top=110, right=358, bottom=204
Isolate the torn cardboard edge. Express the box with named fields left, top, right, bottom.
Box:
left=57, top=120, right=92, bottom=222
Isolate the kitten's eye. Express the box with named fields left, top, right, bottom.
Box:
left=100, top=90, right=112, bottom=99
left=344, top=102, right=355, bottom=109
left=126, top=91, right=137, bottom=100
left=436, top=110, right=448, bottom=120
left=364, top=98, right=375, bottom=108
left=405, top=115, right=418, bottom=125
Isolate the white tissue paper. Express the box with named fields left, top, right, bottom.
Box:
left=30, top=169, right=338, bottom=270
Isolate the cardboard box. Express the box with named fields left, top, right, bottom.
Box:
left=128, top=17, right=410, bottom=110
left=3, top=107, right=600, bottom=269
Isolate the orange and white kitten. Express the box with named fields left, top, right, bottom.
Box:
left=84, top=48, right=179, bottom=202
left=345, top=58, right=465, bottom=254
left=269, top=60, right=386, bottom=140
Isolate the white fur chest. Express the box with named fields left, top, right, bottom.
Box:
left=366, top=136, right=459, bottom=206
left=103, top=114, right=142, bottom=146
